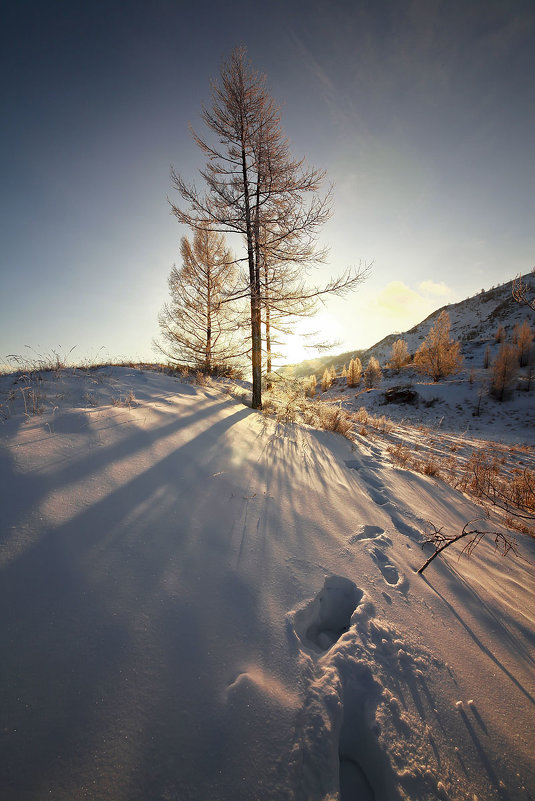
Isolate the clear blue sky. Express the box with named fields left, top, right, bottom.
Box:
left=1, top=0, right=534, bottom=367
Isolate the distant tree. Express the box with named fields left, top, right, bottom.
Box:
left=347, top=357, right=362, bottom=388
left=155, top=225, right=242, bottom=372
left=490, top=343, right=519, bottom=401
left=483, top=344, right=491, bottom=369
left=321, top=368, right=332, bottom=392
left=305, top=374, right=317, bottom=398
left=515, top=321, right=533, bottom=367
left=495, top=324, right=506, bottom=343
left=341, top=364, right=348, bottom=378
left=512, top=269, right=535, bottom=311
left=329, top=365, right=336, bottom=381
left=364, top=356, right=382, bottom=388
left=512, top=323, right=520, bottom=345
left=389, top=338, right=410, bottom=369
left=413, top=311, right=462, bottom=382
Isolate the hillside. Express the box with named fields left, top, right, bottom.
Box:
left=280, top=272, right=535, bottom=444
left=0, top=366, right=534, bottom=800
left=281, top=271, right=535, bottom=379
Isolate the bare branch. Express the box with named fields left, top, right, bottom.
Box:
left=512, top=268, right=535, bottom=311
left=417, top=518, right=521, bottom=575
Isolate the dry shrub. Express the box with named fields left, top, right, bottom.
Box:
left=409, top=457, right=441, bottom=477
left=354, top=407, right=368, bottom=424
left=387, top=442, right=412, bottom=467
left=459, top=452, right=535, bottom=534
left=262, top=382, right=305, bottom=423
left=371, top=414, right=393, bottom=434
left=422, top=459, right=441, bottom=477
left=315, top=405, right=353, bottom=437
left=261, top=381, right=355, bottom=439
left=111, top=390, right=136, bottom=408
left=82, top=391, right=99, bottom=407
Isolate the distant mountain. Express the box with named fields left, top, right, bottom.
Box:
left=280, top=272, right=535, bottom=376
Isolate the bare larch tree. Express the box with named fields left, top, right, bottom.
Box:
left=169, top=46, right=368, bottom=408
left=155, top=225, right=243, bottom=372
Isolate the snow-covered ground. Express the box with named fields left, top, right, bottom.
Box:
left=1, top=366, right=534, bottom=801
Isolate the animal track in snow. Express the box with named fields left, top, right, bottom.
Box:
left=293, top=575, right=363, bottom=652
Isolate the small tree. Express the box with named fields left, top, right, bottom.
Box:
left=321, top=368, right=332, bottom=392
left=512, top=269, right=535, bottom=311
left=305, top=374, right=317, bottom=398
left=512, top=323, right=520, bottom=345
left=364, top=356, right=382, bottom=388
left=389, top=338, right=410, bottom=369
left=330, top=365, right=336, bottom=381
left=516, top=320, right=533, bottom=367
left=341, top=364, right=348, bottom=378
left=347, top=357, right=362, bottom=388
left=495, top=324, right=506, bottom=343
left=155, top=225, right=242, bottom=372
left=491, top=343, right=519, bottom=400
left=483, top=344, right=491, bottom=369
left=413, top=311, right=462, bottom=382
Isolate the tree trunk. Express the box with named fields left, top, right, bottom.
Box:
left=206, top=274, right=212, bottom=371
left=263, top=255, right=272, bottom=389
left=240, top=128, right=262, bottom=409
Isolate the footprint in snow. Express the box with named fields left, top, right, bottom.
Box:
left=367, top=487, right=390, bottom=506
left=349, top=525, right=392, bottom=547
left=370, top=547, right=406, bottom=590
left=293, top=575, right=363, bottom=652
left=346, top=460, right=385, bottom=490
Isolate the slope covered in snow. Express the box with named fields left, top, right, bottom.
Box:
left=280, top=271, right=535, bottom=387
left=1, top=367, right=534, bottom=800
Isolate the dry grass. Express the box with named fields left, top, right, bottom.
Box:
left=111, top=390, right=136, bottom=408
left=385, top=425, right=534, bottom=536
left=387, top=442, right=412, bottom=467
left=261, top=380, right=355, bottom=439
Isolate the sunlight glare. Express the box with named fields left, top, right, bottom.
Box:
left=278, top=312, right=342, bottom=365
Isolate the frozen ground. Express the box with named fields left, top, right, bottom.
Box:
left=0, top=366, right=534, bottom=800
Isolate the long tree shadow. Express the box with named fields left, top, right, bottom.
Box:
left=445, top=560, right=535, bottom=668
left=0, top=391, right=235, bottom=555
left=0, top=403, right=253, bottom=800
left=421, top=573, right=535, bottom=708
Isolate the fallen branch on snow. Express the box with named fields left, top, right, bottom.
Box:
left=417, top=517, right=521, bottom=575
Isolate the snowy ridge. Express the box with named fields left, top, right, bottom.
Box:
left=281, top=271, right=535, bottom=380
left=364, top=272, right=535, bottom=366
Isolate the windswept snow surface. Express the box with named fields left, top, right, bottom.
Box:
left=1, top=367, right=534, bottom=801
